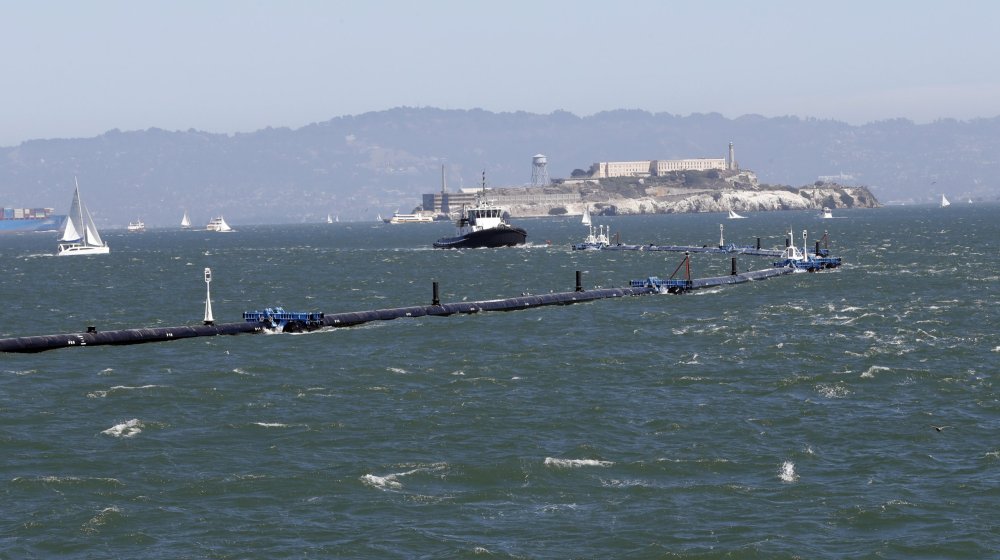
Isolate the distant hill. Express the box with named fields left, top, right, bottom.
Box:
left=0, top=108, right=997, bottom=227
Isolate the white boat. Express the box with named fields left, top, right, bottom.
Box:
left=727, top=209, right=746, bottom=219
left=127, top=219, right=146, bottom=232
left=57, top=178, right=110, bottom=256
left=572, top=224, right=610, bottom=250
left=326, top=214, right=334, bottom=224
left=941, top=194, right=950, bottom=207
left=820, top=207, right=834, bottom=219
left=386, top=212, right=434, bottom=224
left=206, top=216, right=233, bottom=232
left=181, top=210, right=191, bottom=228
left=581, top=207, right=592, bottom=226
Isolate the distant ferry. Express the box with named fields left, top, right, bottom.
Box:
left=385, top=212, right=434, bottom=224
left=0, top=207, right=65, bottom=233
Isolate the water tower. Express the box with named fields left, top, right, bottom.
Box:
left=531, top=154, right=550, bottom=187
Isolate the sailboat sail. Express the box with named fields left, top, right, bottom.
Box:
left=940, top=194, right=950, bottom=207
left=82, top=203, right=104, bottom=246
left=60, top=183, right=84, bottom=242
left=181, top=210, right=191, bottom=228
left=581, top=207, right=592, bottom=226
left=57, top=178, right=109, bottom=255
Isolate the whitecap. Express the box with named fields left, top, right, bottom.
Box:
left=253, top=422, right=288, bottom=428
left=779, top=461, right=798, bottom=482
left=361, top=463, right=447, bottom=491
left=361, top=473, right=403, bottom=490
left=860, top=365, right=892, bottom=378
left=816, top=383, right=851, bottom=398
left=544, top=457, right=613, bottom=468
left=601, top=478, right=649, bottom=488
left=82, top=506, right=124, bottom=533
left=101, top=419, right=143, bottom=438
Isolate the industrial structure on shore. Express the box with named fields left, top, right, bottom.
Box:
left=420, top=143, right=741, bottom=218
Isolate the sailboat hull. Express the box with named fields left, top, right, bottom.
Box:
left=57, top=243, right=110, bottom=256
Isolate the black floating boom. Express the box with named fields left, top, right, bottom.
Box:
left=0, top=266, right=798, bottom=354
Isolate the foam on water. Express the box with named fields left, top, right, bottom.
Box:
left=544, top=457, right=614, bottom=468
left=779, top=461, right=798, bottom=483
left=101, top=419, right=143, bottom=438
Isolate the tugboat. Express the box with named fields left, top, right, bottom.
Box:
left=433, top=173, right=527, bottom=249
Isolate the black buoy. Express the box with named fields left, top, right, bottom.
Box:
left=731, top=257, right=738, bottom=276
left=575, top=270, right=583, bottom=292
left=757, top=237, right=761, bottom=250
left=432, top=281, right=440, bottom=306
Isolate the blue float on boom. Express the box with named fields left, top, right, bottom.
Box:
left=243, top=307, right=325, bottom=333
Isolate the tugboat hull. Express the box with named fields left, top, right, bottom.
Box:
left=433, top=226, right=527, bottom=249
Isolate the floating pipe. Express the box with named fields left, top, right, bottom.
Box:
left=0, top=265, right=804, bottom=354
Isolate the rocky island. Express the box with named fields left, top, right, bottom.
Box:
left=497, top=169, right=880, bottom=218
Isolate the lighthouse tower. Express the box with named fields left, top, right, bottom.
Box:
left=728, top=142, right=738, bottom=171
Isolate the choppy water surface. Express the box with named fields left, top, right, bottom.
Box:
left=1, top=206, right=997, bottom=558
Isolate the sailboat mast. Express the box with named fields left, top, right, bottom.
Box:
left=74, top=177, right=88, bottom=243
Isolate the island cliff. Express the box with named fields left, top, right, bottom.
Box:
left=499, top=170, right=880, bottom=218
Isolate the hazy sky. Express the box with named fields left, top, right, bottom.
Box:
left=3, top=0, right=999, bottom=146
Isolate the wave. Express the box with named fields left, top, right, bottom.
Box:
left=544, top=457, right=614, bottom=468
left=11, top=475, right=124, bottom=486
left=101, top=418, right=143, bottom=438
left=361, top=462, right=448, bottom=491
left=88, top=384, right=165, bottom=398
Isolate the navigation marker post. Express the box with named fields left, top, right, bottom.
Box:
left=204, top=268, right=214, bottom=325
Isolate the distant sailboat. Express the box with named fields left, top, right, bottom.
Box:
left=581, top=207, right=592, bottom=226
left=727, top=209, right=746, bottom=219
left=57, top=178, right=110, bottom=256
left=940, top=194, right=951, bottom=207
left=327, top=214, right=334, bottom=224
left=181, top=210, right=191, bottom=228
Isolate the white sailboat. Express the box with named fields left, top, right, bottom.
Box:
left=727, top=209, right=746, bottom=219
left=940, top=194, right=951, bottom=207
left=326, top=214, right=334, bottom=224
left=57, top=178, right=110, bottom=256
left=581, top=207, right=592, bottom=226
left=181, top=210, right=191, bottom=228
left=206, top=216, right=233, bottom=232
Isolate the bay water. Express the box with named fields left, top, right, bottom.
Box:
left=1, top=205, right=997, bottom=558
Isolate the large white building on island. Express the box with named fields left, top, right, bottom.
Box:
left=590, top=142, right=739, bottom=178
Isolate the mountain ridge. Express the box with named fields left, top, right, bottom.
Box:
left=0, top=108, right=994, bottom=226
